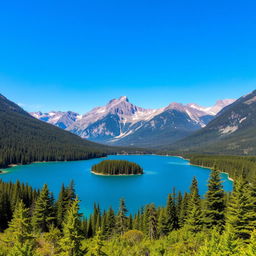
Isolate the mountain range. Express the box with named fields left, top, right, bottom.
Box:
left=168, top=89, right=256, bottom=155
left=31, top=97, right=234, bottom=147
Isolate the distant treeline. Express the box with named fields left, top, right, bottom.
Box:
left=185, top=154, right=256, bottom=181
left=91, top=160, right=143, bottom=175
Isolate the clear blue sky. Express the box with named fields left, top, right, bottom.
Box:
left=0, top=0, right=255, bottom=113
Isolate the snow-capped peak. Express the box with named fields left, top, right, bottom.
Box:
left=187, top=99, right=235, bottom=115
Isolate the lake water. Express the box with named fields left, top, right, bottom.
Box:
left=1, top=155, right=233, bottom=215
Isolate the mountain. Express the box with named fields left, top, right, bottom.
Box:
left=31, top=111, right=81, bottom=129
left=168, top=90, right=256, bottom=155
left=31, top=96, right=235, bottom=148
left=0, top=94, right=110, bottom=168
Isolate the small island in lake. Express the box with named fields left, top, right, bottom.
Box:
left=91, top=160, right=143, bottom=176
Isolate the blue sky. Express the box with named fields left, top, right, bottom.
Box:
left=0, top=0, right=255, bottom=113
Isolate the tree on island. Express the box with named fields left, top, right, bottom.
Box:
left=91, top=160, right=143, bottom=175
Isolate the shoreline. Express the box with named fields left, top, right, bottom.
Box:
left=1, top=154, right=234, bottom=182
left=91, top=170, right=143, bottom=176
left=0, top=155, right=108, bottom=173
left=175, top=155, right=234, bottom=182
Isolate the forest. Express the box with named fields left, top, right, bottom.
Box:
left=185, top=154, right=256, bottom=181
left=91, top=160, right=143, bottom=175
left=0, top=165, right=256, bottom=255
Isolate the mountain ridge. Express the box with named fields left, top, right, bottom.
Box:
left=166, top=90, right=256, bottom=155
left=31, top=96, right=235, bottom=147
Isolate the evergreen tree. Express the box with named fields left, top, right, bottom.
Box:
left=226, top=176, right=255, bottom=240
left=165, top=190, right=178, bottom=232
left=157, top=208, right=167, bottom=237
left=116, top=198, right=128, bottom=235
left=178, top=192, right=189, bottom=227
left=56, top=181, right=76, bottom=228
left=176, top=191, right=183, bottom=221
left=0, top=191, right=11, bottom=231
left=198, top=228, right=221, bottom=256
left=218, top=229, right=241, bottom=256
left=90, top=228, right=106, bottom=256
left=56, top=184, right=66, bottom=228
left=186, top=177, right=204, bottom=233
left=32, top=184, right=55, bottom=233
left=128, top=214, right=133, bottom=230
left=245, top=230, right=256, bottom=256
left=5, top=201, right=35, bottom=255
left=105, top=207, right=115, bottom=238
left=205, top=168, right=226, bottom=231
left=59, top=197, right=84, bottom=256
left=146, top=204, right=158, bottom=240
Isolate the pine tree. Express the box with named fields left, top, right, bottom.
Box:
left=87, top=216, right=93, bottom=239
left=218, top=229, right=241, bottom=256
left=157, top=208, right=167, bottom=237
left=0, top=191, right=11, bottom=231
left=245, top=230, right=256, bottom=256
left=5, top=201, right=35, bottom=255
left=205, top=168, right=226, bottom=231
left=176, top=191, right=183, bottom=221
left=56, top=184, right=66, bottom=228
left=128, top=214, right=133, bottom=230
left=198, top=228, right=221, bottom=256
left=226, top=176, right=255, bottom=240
left=179, top=192, right=189, bottom=227
left=90, top=228, right=106, bottom=256
left=165, top=190, right=178, bottom=232
left=32, top=184, right=55, bottom=233
left=186, top=177, right=204, bottom=233
left=146, top=204, right=158, bottom=240
left=59, top=197, right=85, bottom=256
left=116, top=198, right=128, bottom=235
left=56, top=181, right=76, bottom=229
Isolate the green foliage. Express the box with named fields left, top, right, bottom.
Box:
left=145, top=204, right=158, bottom=240
left=0, top=180, right=38, bottom=231
left=89, top=228, right=106, bottom=256
left=92, top=160, right=143, bottom=175
left=56, top=181, right=76, bottom=229
left=226, top=176, right=256, bottom=240
left=32, top=184, right=55, bottom=233
left=116, top=199, right=128, bottom=235
left=5, top=201, right=35, bottom=255
left=244, top=230, right=256, bottom=256
left=185, top=177, right=204, bottom=233
left=122, top=230, right=144, bottom=245
left=59, top=197, right=85, bottom=256
left=204, top=168, right=226, bottom=231
left=166, top=191, right=179, bottom=232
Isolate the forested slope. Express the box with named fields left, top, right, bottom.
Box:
left=0, top=94, right=109, bottom=168
left=166, top=90, right=256, bottom=155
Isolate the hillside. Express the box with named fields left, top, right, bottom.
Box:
left=167, top=90, right=256, bottom=155
left=0, top=94, right=109, bottom=168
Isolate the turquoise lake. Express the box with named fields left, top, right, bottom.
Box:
left=1, top=155, right=233, bottom=215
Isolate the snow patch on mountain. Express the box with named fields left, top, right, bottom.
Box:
left=219, top=125, right=238, bottom=135
left=31, top=96, right=236, bottom=144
